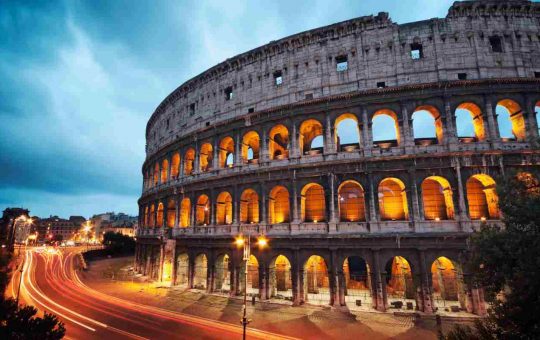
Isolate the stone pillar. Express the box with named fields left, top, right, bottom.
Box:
left=525, top=95, right=539, bottom=139
left=292, top=179, right=300, bottom=223
left=401, top=102, right=414, bottom=148
left=290, top=121, right=300, bottom=159
left=235, top=130, right=243, bottom=165
left=484, top=95, right=500, bottom=141
left=229, top=256, right=236, bottom=297
left=261, top=126, right=269, bottom=163
left=174, top=196, right=180, bottom=228
left=188, top=253, right=195, bottom=288
left=213, top=138, right=219, bottom=170
left=194, top=141, right=201, bottom=174
left=444, top=96, right=459, bottom=146
left=471, top=284, right=487, bottom=316
left=207, top=252, right=214, bottom=293
left=158, top=243, right=166, bottom=282
left=259, top=262, right=268, bottom=300
left=330, top=250, right=340, bottom=307
left=409, top=170, right=422, bottom=224
left=292, top=250, right=304, bottom=305
left=455, top=158, right=470, bottom=228
left=417, top=250, right=435, bottom=313
left=233, top=185, right=240, bottom=225
left=371, top=249, right=386, bottom=311
left=190, top=196, right=196, bottom=227
left=367, top=172, right=378, bottom=226
left=362, top=107, right=373, bottom=156
left=210, top=190, right=216, bottom=226
left=179, top=152, right=185, bottom=179
left=324, top=113, right=336, bottom=154
left=260, top=184, right=267, bottom=227
left=171, top=250, right=178, bottom=286
left=329, top=173, right=337, bottom=223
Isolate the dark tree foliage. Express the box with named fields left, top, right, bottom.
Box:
left=444, top=172, right=540, bottom=340
left=0, top=298, right=65, bottom=339
left=102, top=232, right=135, bottom=255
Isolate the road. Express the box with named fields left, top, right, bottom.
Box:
left=10, top=247, right=294, bottom=340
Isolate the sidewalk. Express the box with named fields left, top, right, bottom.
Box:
left=80, top=256, right=474, bottom=339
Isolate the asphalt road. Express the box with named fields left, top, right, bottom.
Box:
left=10, top=247, right=294, bottom=340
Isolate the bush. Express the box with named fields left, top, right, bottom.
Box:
left=0, top=298, right=65, bottom=339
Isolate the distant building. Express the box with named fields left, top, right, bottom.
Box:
left=92, top=212, right=138, bottom=240
left=0, top=208, right=30, bottom=248
left=36, top=216, right=83, bottom=242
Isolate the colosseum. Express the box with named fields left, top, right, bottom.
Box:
left=135, top=0, right=540, bottom=316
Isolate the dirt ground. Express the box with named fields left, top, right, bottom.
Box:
left=80, top=256, right=476, bottom=340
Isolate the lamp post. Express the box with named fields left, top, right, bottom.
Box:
left=235, top=234, right=268, bottom=340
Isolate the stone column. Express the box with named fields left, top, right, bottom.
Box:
left=417, top=250, right=435, bottom=313
left=454, top=158, right=470, bottom=228
left=261, top=125, right=269, bottom=163
left=174, top=195, right=180, bottom=228
left=292, top=179, right=300, bottom=223
left=330, top=249, right=341, bottom=307
left=444, top=96, right=459, bottom=147
left=401, top=102, right=414, bottom=148
left=525, top=95, right=539, bottom=139
left=324, top=113, right=336, bottom=154
left=290, top=121, right=300, bottom=159
left=235, top=130, right=243, bottom=165
left=260, top=183, right=267, bottom=227
left=188, top=252, right=195, bottom=288
left=190, top=195, right=196, bottom=227
left=213, top=138, right=219, bottom=170
left=179, top=152, right=185, bottom=179
left=371, top=249, right=386, bottom=311
left=367, top=172, right=378, bottom=226
left=328, top=173, right=337, bottom=233
left=167, top=154, right=172, bottom=182
left=207, top=251, right=214, bottom=293
left=292, top=249, right=303, bottom=305
left=362, top=107, right=373, bottom=156
left=259, top=262, right=268, bottom=300
left=158, top=243, right=166, bottom=282
left=233, top=185, right=240, bottom=225
left=484, top=95, right=500, bottom=141
left=229, top=256, right=237, bottom=297
left=409, top=170, right=422, bottom=225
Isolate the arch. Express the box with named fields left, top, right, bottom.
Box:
left=171, top=152, right=180, bottom=179
left=385, top=256, right=415, bottom=306
left=143, top=206, right=149, bottom=226
left=199, top=142, right=213, bottom=172
left=196, top=195, right=211, bottom=226
left=455, top=102, right=486, bottom=142
left=161, top=159, right=169, bottom=183
left=412, top=105, right=443, bottom=144
left=421, top=176, right=455, bottom=220
left=269, top=124, right=289, bottom=160
left=242, top=131, right=260, bottom=163
left=175, top=253, right=189, bottom=287
left=179, top=198, right=191, bottom=227
left=497, top=99, right=526, bottom=141
left=299, top=119, right=324, bottom=155
left=268, top=185, right=290, bottom=224
left=214, top=254, right=230, bottom=293
left=166, top=199, right=176, bottom=227
left=466, top=174, right=499, bottom=220
left=303, top=255, right=330, bottom=305
left=240, top=255, right=259, bottom=296
left=216, top=191, right=233, bottom=225
left=301, top=183, right=326, bottom=222
left=269, top=255, right=292, bottom=299
left=184, top=148, right=195, bottom=175
left=338, top=180, right=366, bottom=222
left=148, top=204, right=155, bottom=227
left=378, top=178, right=409, bottom=221
left=193, top=253, right=208, bottom=289
left=240, top=189, right=259, bottom=224
left=335, top=113, right=361, bottom=152
left=372, top=109, right=400, bottom=146
left=156, top=202, right=164, bottom=227
left=218, top=136, right=235, bottom=168
left=153, top=162, right=160, bottom=186
left=431, top=256, right=459, bottom=309
left=343, top=256, right=372, bottom=310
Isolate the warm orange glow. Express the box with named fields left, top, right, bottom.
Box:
left=386, top=256, right=413, bottom=298
left=422, top=176, right=454, bottom=220
left=497, top=99, right=526, bottom=141
left=466, top=174, right=499, bottom=220
left=156, top=202, right=164, bottom=227
left=338, top=180, right=365, bottom=222
left=235, top=235, right=245, bottom=247
left=184, top=148, right=195, bottom=175
left=241, top=131, right=260, bottom=162
left=304, top=255, right=329, bottom=295
left=199, top=143, right=213, bottom=172
left=456, top=102, right=486, bottom=141
left=269, top=124, right=289, bottom=160
left=240, top=189, right=259, bottom=223
left=148, top=204, right=155, bottom=227
left=167, top=199, right=176, bottom=228
left=216, top=191, right=233, bottom=225
left=301, top=183, right=326, bottom=222
left=153, top=162, right=160, bottom=186
left=218, top=136, right=235, bottom=168
left=171, top=152, right=180, bottom=179
left=179, top=198, right=191, bottom=227
left=378, top=178, right=409, bottom=221
left=268, top=185, right=290, bottom=224
left=431, top=256, right=458, bottom=301
left=196, top=195, right=210, bottom=226
left=257, top=235, right=268, bottom=248
left=161, top=159, right=169, bottom=183
left=413, top=105, right=444, bottom=144
left=299, top=119, right=323, bottom=154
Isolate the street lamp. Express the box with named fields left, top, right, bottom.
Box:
left=234, top=234, right=268, bottom=340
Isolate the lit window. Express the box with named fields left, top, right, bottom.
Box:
left=274, top=71, right=283, bottom=86
left=336, top=55, right=348, bottom=72
left=410, top=43, right=423, bottom=60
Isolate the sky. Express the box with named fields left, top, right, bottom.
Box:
left=1, top=0, right=511, bottom=219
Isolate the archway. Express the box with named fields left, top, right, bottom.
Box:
left=269, top=125, right=289, bottom=160
left=455, top=103, right=485, bottom=142
left=466, top=174, right=499, bottom=220
left=143, top=206, right=149, bottom=226
left=154, top=162, right=160, bottom=186
left=167, top=199, right=176, bottom=227
left=301, top=183, right=326, bottom=222
left=161, top=159, right=169, bottom=183
left=268, top=186, right=290, bottom=224
left=372, top=109, right=400, bottom=147
left=219, top=136, right=235, bottom=168
left=421, top=176, right=455, bottom=220
left=269, top=255, right=292, bottom=300
left=156, top=202, right=164, bottom=227
left=343, top=256, right=372, bottom=310
left=497, top=99, right=525, bottom=141
left=335, top=113, right=360, bottom=152
left=338, top=180, right=366, bottom=222
left=200, top=143, right=213, bottom=172
left=216, top=191, right=233, bottom=225
left=303, top=255, right=330, bottom=305
left=176, top=253, right=189, bottom=287
left=240, top=255, right=259, bottom=296
left=385, top=256, right=415, bottom=308
left=240, top=189, right=259, bottom=224
left=378, top=178, right=409, bottom=221
left=184, top=148, right=195, bottom=175
left=196, top=195, right=211, bottom=226
left=299, top=119, right=324, bottom=155
left=431, top=256, right=459, bottom=310
left=171, top=152, right=180, bottom=179
left=412, top=106, right=443, bottom=145
left=242, top=131, right=260, bottom=163
left=179, top=198, right=191, bottom=227
left=214, top=254, right=230, bottom=293
left=193, top=254, right=208, bottom=290
left=148, top=204, right=155, bottom=227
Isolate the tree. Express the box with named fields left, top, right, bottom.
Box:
left=103, top=232, right=135, bottom=255
left=0, top=298, right=65, bottom=339
left=444, top=172, right=540, bottom=340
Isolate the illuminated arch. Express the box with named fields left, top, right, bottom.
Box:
left=176, top=253, right=189, bottom=287
left=268, top=186, right=290, bottom=224
left=179, top=198, right=191, bottom=228
left=431, top=257, right=459, bottom=305
left=303, top=255, right=330, bottom=305
left=240, top=189, right=259, bottom=224
left=466, top=174, right=499, bottom=220
left=156, top=202, right=164, bottom=227
left=372, top=109, right=400, bottom=146
left=161, top=159, right=169, bottom=183
left=301, top=183, right=326, bottom=222
left=153, top=162, right=160, bottom=186
left=269, top=124, right=289, bottom=160
left=338, top=180, right=366, bottom=222
left=214, top=254, right=230, bottom=292
left=378, top=178, right=409, bottom=221
left=412, top=105, right=443, bottom=144
left=193, top=253, right=208, bottom=289
left=421, top=176, right=455, bottom=220
left=184, top=148, right=195, bottom=175
left=269, top=255, right=292, bottom=298
left=166, top=199, right=176, bottom=227
left=343, top=256, right=371, bottom=309
left=299, top=119, right=324, bottom=155
left=148, top=204, right=155, bottom=227
left=218, top=136, right=235, bottom=168
left=497, top=99, right=526, bottom=141
left=240, top=255, right=260, bottom=295
left=216, top=191, right=233, bottom=225
left=143, top=206, right=149, bottom=226
left=196, top=195, right=211, bottom=226
left=199, top=142, right=213, bottom=172
left=455, top=102, right=486, bottom=142
left=241, top=131, right=260, bottom=163
left=385, top=256, right=415, bottom=301
left=171, top=152, right=180, bottom=179
left=335, top=113, right=360, bottom=152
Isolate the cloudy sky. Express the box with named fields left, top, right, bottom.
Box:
left=0, top=0, right=495, bottom=218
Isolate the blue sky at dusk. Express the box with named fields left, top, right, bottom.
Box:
left=1, top=0, right=522, bottom=218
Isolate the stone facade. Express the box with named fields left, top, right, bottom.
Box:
left=136, top=1, right=540, bottom=315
